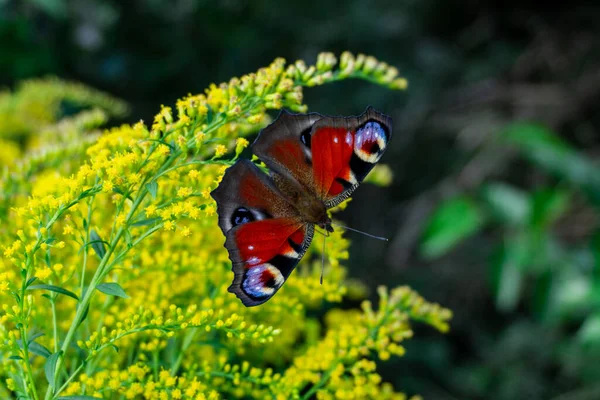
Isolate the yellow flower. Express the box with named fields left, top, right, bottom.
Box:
left=63, top=224, right=74, bottom=235
left=204, top=205, right=216, bottom=216
left=103, top=180, right=114, bottom=193
left=235, top=137, right=249, bottom=156
left=36, top=266, right=53, bottom=280
left=201, top=188, right=212, bottom=199
left=188, top=169, right=200, bottom=180
left=180, top=226, right=191, bottom=237
left=145, top=205, right=157, bottom=217
left=163, top=221, right=175, bottom=231
left=177, top=187, right=193, bottom=198
left=214, top=144, right=227, bottom=158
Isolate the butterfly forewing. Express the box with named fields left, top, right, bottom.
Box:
left=252, top=110, right=322, bottom=193
left=252, top=106, right=393, bottom=208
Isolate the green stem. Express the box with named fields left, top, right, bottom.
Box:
left=18, top=325, right=40, bottom=400
left=299, top=363, right=337, bottom=400
left=170, top=328, right=198, bottom=375
left=51, top=296, right=58, bottom=353
left=53, top=363, right=85, bottom=399
left=80, top=195, right=95, bottom=296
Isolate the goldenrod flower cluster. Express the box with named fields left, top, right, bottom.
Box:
left=0, top=52, right=450, bottom=400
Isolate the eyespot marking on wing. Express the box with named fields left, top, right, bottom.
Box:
left=242, top=263, right=285, bottom=299
left=354, top=121, right=388, bottom=163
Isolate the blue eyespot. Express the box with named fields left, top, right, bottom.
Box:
left=231, top=207, right=254, bottom=227
left=355, top=121, right=387, bottom=162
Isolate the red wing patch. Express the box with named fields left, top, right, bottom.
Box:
left=270, top=139, right=309, bottom=181
left=311, top=127, right=355, bottom=199
left=225, top=220, right=314, bottom=306
left=238, top=171, right=283, bottom=211
left=235, top=218, right=304, bottom=266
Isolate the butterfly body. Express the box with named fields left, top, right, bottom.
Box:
left=211, top=106, right=392, bottom=306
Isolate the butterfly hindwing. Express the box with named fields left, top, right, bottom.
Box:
left=210, top=159, right=314, bottom=306
left=228, top=220, right=313, bottom=306
left=252, top=106, right=392, bottom=209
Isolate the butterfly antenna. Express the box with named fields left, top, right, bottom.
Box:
left=331, top=223, right=388, bottom=241
left=320, top=231, right=327, bottom=285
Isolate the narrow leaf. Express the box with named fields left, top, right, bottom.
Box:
left=77, top=304, right=90, bottom=328
left=28, top=341, right=52, bottom=358
left=146, top=181, right=158, bottom=199
left=45, top=351, right=62, bottom=386
left=530, top=188, right=571, bottom=229
left=206, top=105, right=214, bottom=124
left=89, top=229, right=106, bottom=259
left=501, top=122, right=600, bottom=203
left=97, top=282, right=129, bottom=299
left=132, top=217, right=161, bottom=227
left=9, top=355, right=23, bottom=360
left=481, top=183, right=530, bottom=225
left=28, top=284, right=79, bottom=301
left=16, top=338, right=51, bottom=358
left=25, top=276, right=38, bottom=288
left=578, top=313, right=600, bottom=346
left=420, top=196, right=486, bottom=259
left=28, top=332, right=45, bottom=344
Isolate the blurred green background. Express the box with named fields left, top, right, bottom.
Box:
left=3, top=1, right=600, bottom=399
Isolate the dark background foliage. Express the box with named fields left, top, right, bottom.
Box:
left=3, top=1, right=600, bottom=399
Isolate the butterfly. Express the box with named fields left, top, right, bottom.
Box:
left=211, top=106, right=392, bottom=306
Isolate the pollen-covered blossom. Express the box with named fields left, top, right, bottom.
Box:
left=0, top=53, right=447, bottom=400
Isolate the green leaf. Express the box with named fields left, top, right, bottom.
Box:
left=530, top=187, right=571, bottom=229
left=579, top=313, right=600, bottom=346
left=28, top=332, right=45, bottom=344
left=9, top=355, right=23, bottom=360
left=97, top=282, right=129, bottom=299
left=206, top=105, right=214, bottom=124
left=25, top=276, right=38, bottom=288
left=77, top=304, right=90, bottom=328
left=28, top=341, right=52, bottom=358
left=44, top=351, right=62, bottom=387
left=132, top=217, right=161, bottom=227
left=481, top=182, right=530, bottom=225
left=146, top=181, right=158, bottom=199
left=552, top=272, right=592, bottom=318
left=27, top=284, right=79, bottom=301
left=16, top=337, right=51, bottom=358
left=490, top=242, right=524, bottom=312
left=420, top=196, right=485, bottom=259
left=89, top=229, right=106, bottom=259
left=57, top=396, right=103, bottom=400
left=501, top=122, right=600, bottom=203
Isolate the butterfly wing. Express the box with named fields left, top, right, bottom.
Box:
left=310, top=106, right=393, bottom=208
left=210, top=159, right=314, bottom=306
left=252, top=106, right=392, bottom=209
left=251, top=110, right=322, bottom=193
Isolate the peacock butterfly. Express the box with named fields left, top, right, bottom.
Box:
left=211, top=106, right=392, bottom=306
